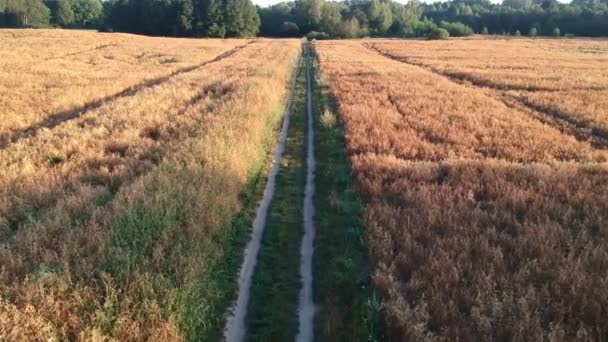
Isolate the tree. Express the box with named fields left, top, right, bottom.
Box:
left=203, top=0, right=226, bottom=37
left=319, top=2, right=341, bottom=36
left=55, top=0, right=74, bottom=26
left=481, top=26, right=489, bottom=34
left=368, top=0, right=392, bottom=35
left=280, top=20, right=299, bottom=36
left=514, top=29, right=521, bottom=35
left=224, top=0, right=259, bottom=37
left=72, top=0, right=101, bottom=27
left=4, top=0, right=50, bottom=27
left=528, top=26, right=537, bottom=36
left=552, top=26, right=560, bottom=36
left=439, top=21, right=473, bottom=36
left=306, top=0, right=323, bottom=29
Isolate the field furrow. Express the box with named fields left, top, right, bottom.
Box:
left=0, top=42, right=252, bottom=148
left=0, top=30, right=245, bottom=137
left=315, top=39, right=608, bottom=341
left=367, top=40, right=608, bottom=148
left=0, top=33, right=300, bottom=340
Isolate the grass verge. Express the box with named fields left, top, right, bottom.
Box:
left=246, top=50, right=307, bottom=341
left=99, top=59, right=301, bottom=340
left=310, top=43, right=385, bottom=341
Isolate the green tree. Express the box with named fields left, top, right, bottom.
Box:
left=439, top=21, right=473, bottom=36
left=319, top=2, right=341, bottom=36
left=55, top=0, right=74, bottom=26
left=0, top=0, right=6, bottom=26
left=528, top=26, right=537, bottom=36
left=5, top=0, right=50, bottom=27
left=481, top=26, right=489, bottom=34
left=174, top=0, right=193, bottom=35
left=224, top=0, right=259, bottom=37
left=367, top=0, right=392, bottom=35
left=307, top=0, right=323, bottom=29
left=514, top=29, right=521, bottom=36
left=72, top=0, right=101, bottom=27
left=204, top=0, right=225, bottom=37
left=552, top=26, right=560, bottom=36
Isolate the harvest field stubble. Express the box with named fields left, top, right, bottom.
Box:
left=0, top=29, right=300, bottom=340
left=315, top=38, right=608, bottom=341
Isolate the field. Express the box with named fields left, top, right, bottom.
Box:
left=2, top=29, right=608, bottom=341
left=0, top=29, right=300, bottom=340
left=314, top=38, right=608, bottom=340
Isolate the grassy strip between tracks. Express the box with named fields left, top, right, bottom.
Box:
left=310, top=43, right=385, bottom=342
left=246, top=48, right=307, bottom=341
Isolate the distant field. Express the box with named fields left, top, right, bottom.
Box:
left=0, top=30, right=247, bottom=139
left=0, top=29, right=299, bottom=340
left=315, top=38, right=608, bottom=340
left=368, top=38, right=608, bottom=145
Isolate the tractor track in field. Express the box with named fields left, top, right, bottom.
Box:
left=224, top=43, right=317, bottom=342
left=364, top=43, right=608, bottom=149
left=223, top=51, right=302, bottom=342
left=0, top=41, right=253, bottom=150
left=296, top=43, right=316, bottom=342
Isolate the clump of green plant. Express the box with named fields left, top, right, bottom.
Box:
left=47, top=153, right=64, bottom=166
left=439, top=21, right=473, bottom=37
left=428, top=28, right=450, bottom=40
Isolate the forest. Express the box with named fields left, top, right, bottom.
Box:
left=1, top=0, right=608, bottom=39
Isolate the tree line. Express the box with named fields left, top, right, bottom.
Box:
left=1, top=0, right=607, bottom=38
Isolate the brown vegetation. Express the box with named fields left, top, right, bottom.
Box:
left=315, top=39, right=608, bottom=340
left=367, top=38, right=608, bottom=146
left=0, top=29, right=244, bottom=139
left=0, top=30, right=299, bottom=340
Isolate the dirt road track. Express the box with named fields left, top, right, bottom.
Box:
left=296, top=44, right=316, bottom=342
left=223, top=54, right=301, bottom=342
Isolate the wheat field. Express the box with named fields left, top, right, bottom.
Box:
left=0, top=30, right=300, bottom=340
left=315, top=38, right=608, bottom=341
left=368, top=38, right=608, bottom=145
left=2, top=29, right=608, bottom=341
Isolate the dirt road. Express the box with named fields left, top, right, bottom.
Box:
left=223, top=55, right=301, bottom=342
left=296, top=44, right=316, bottom=342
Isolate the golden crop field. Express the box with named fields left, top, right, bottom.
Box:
left=315, top=38, right=608, bottom=340
left=3, top=28, right=608, bottom=341
left=0, top=30, right=246, bottom=142
left=0, top=29, right=300, bottom=340
left=368, top=38, right=608, bottom=145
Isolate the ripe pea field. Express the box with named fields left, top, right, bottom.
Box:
left=1, top=30, right=607, bottom=341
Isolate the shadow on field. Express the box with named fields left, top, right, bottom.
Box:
left=0, top=77, right=236, bottom=242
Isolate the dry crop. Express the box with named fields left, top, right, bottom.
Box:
left=367, top=38, right=608, bottom=144
left=0, top=30, right=299, bottom=340
left=0, top=29, right=243, bottom=141
left=315, top=39, right=608, bottom=341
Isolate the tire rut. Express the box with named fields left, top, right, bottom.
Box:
left=223, top=52, right=302, bottom=342
left=363, top=43, right=608, bottom=149
left=0, top=41, right=253, bottom=150
left=296, top=42, right=316, bottom=342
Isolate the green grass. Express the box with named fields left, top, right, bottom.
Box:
left=246, top=52, right=308, bottom=341
left=310, top=43, right=385, bottom=342
left=99, top=69, right=298, bottom=341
